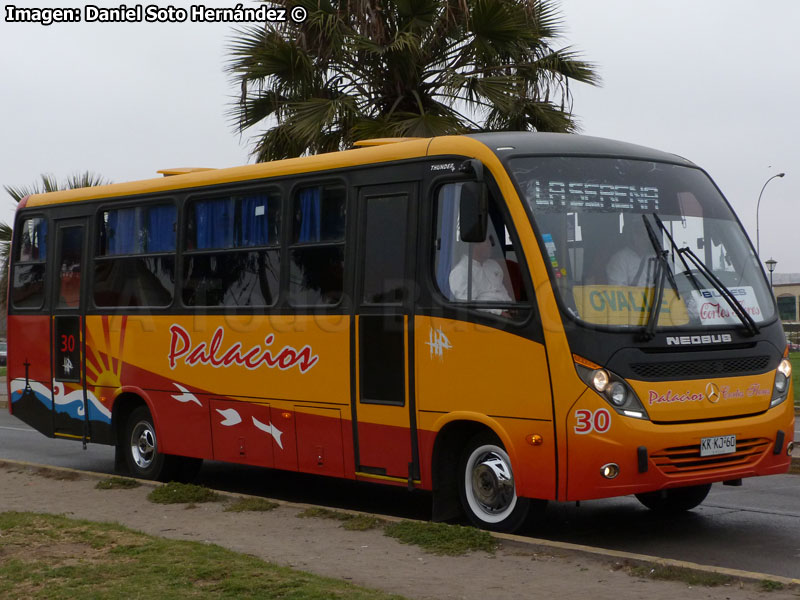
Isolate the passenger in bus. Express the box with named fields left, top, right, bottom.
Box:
left=606, top=220, right=655, bottom=287
left=449, top=235, right=513, bottom=311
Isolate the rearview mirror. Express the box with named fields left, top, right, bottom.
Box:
left=459, top=181, right=488, bottom=243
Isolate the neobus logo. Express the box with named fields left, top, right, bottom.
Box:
left=665, top=334, right=732, bottom=346
left=168, top=324, right=319, bottom=373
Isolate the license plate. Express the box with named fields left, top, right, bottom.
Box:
left=700, top=434, right=736, bottom=457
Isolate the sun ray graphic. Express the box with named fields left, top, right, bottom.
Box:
left=85, top=315, right=127, bottom=390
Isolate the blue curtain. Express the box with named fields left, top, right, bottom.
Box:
left=436, top=184, right=458, bottom=298
left=195, top=199, right=232, bottom=249
left=298, top=188, right=321, bottom=242
left=146, top=205, right=176, bottom=252
left=106, top=208, right=139, bottom=255
left=237, top=194, right=269, bottom=247
left=34, top=218, right=47, bottom=260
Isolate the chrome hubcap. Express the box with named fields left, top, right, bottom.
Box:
left=130, top=421, right=156, bottom=469
left=469, top=449, right=515, bottom=517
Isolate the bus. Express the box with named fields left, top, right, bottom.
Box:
left=7, top=132, right=794, bottom=532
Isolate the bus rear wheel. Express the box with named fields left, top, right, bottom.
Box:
left=459, top=433, right=530, bottom=532
left=124, top=406, right=173, bottom=481
left=635, top=483, right=711, bottom=513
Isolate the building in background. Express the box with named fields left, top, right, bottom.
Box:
left=771, top=273, right=800, bottom=349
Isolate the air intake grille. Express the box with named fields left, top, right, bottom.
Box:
left=630, top=356, right=770, bottom=380
left=650, top=438, right=770, bottom=475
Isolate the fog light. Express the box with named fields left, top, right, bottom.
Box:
left=788, top=441, right=795, bottom=456
left=600, top=463, right=620, bottom=479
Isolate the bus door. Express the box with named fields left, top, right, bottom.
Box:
left=50, top=218, right=89, bottom=441
left=352, top=183, right=420, bottom=483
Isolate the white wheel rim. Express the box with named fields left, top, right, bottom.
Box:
left=464, top=444, right=517, bottom=524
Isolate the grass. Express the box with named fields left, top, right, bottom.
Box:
left=628, top=564, right=733, bottom=587
left=95, top=477, right=141, bottom=490
left=760, top=579, right=785, bottom=592
left=224, top=497, right=279, bottom=513
left=147, top=482, right=223, bottom=505
left=0, top=511, right=407, bottom=599
left=296, top=508, right=495, bottom=556
left=384, top=521, right=496, bottom=556
left=296, top=507, right=384, bottom=531
left=790, top=352, right=800, bottom=408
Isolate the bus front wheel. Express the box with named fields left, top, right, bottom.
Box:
left=459, top=433, right=530, bottom=532
left=635, top=483, right=711, bottom=513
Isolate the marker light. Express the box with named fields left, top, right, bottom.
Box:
left=592, top=370, right=610, bottom=392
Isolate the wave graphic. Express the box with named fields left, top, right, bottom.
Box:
left=10, top=379, right=112, bottom=424
left=10, top=379, right=51, bottom=410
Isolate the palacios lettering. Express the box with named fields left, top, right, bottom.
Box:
left=168, top=324, right=319, bottom=373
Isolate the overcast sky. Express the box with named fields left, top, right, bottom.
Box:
left=2, top=0, right=798, bottom=272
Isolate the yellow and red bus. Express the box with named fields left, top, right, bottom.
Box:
left=7, top=133, right=794, bottom=531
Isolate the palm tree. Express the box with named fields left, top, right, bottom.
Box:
left=1, top=172, right=109, bottom=307
left=228, top=0, right=599, bottom=162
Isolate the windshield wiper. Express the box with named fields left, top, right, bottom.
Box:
left=649, top=212, right=759, bottom=336
left=652, top=213, right=702, bottom=292
left=677, top=245, right=760, bottom=336
left=637, top=214, right=680, bottom=342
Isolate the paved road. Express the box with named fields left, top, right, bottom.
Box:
left=2, top=409, right=799, bottom=578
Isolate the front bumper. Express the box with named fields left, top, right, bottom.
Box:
left=564, top=388, right=794, bottom=501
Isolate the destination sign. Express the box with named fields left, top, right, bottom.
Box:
left=529, top=180, right=660, bottom=212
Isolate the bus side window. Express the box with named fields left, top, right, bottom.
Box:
left=57, top=226, right=83, bottom=308
left=11, top=216, right=48, bottom=309
left=433, top=183, right=527, bottom=316
left=93, top=204, right=176, bottom=308
left=288, top=184, right=346, bottom=306
left=182, top=192, right=281, bottom=307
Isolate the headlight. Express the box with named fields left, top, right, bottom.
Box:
left=771, top=358, right=792, bottom=408
left=609, top=382, right=627, bottom=406
left=574, top=355, right=650, bottom=420
left=592, top=369, right=610, bottom=392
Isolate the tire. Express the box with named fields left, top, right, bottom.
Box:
left=123, top=405, right=175, bottom=481
left=635, top=483, right=711, bottom=513
left=458, top=433, right=530, bottom=533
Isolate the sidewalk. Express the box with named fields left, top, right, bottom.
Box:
left=0, top=462, right=797, bottom=599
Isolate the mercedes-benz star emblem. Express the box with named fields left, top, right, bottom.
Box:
left=705, top=382, right=721, bottom=403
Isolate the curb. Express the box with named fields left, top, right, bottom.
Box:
left=0, top=458, right=797, bottom=588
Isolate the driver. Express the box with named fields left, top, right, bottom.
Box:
left=606, top=220, right=655, bottom=286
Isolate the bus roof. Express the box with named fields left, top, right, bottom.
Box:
left=468, top=131, right=693, bottom=165
left=22, top=132, right=694, bottom=209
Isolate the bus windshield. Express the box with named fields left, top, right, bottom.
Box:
left=509, top=157, right=776, bottom=330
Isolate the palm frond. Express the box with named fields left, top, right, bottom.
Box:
left=229, top=0, right=599, bottom=159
